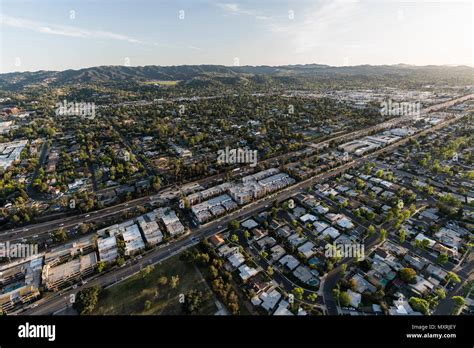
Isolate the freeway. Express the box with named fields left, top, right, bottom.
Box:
left=0, top=189, right=175, bottom=243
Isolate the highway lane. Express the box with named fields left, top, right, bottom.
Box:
left=0, top=189, right=176, bottom=243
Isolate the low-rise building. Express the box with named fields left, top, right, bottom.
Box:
left=297, top=241, right=315, bottom=259
left=278, top=254, right=300, bottom=271
left=122, top=224, right=145, bottom=256
left=137, top=215, right=163, bottom=246
left=0, top=255, right=43, bottom=312
left=42, top=252, right=97, bottom=290
left=238, top=264, right=259, bottom=281
left=0, top=139, right=28, bottom=170
left=156, top=208, right=185, bottom=237
left=97, top=236, right=118, bottom=263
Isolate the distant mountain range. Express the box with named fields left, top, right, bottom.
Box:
left=1, top=64, right=473, bottom=89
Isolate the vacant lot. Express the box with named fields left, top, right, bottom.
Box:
left=92, top=255, right=218, bottom=315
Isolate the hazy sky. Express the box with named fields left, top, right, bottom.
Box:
left=0, top=0, right=472, bottom=72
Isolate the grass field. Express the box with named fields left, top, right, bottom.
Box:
left=92, top=255, right=218, bottom=315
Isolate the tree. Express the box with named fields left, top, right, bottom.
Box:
left=209, top=265, right=219, bottom=279
left=339, top=291, right=351, bottom=307
left=96, top=261, right=106, bottom=273
left=228, top=302, right=239, bottom=315
left=437, top=253, right=449, bottom=264
left=116, top=236, right=126, bottom=256
left=184, top=289, right=203, bottom=313
left=348, top=278, right=357, bottom=291
left=230, top=234, right=239, bottom=243
left=54, top=228, right=68, bottom=243
left=399, top=268, right=417, bottom=284
left=170, top=275, right=180, bottom=289
left=292, top=287, right=304, bottom=300
left=409, top=297, right=430, bottom=315
left=375, top=288, right=385, bottom=301
left=267, top=266, right=274, bottom=276
left=78, top=223, right=90, bottom=235
left=434, top=288, right=446, bottom=300
left=451, top=296, right=465, bottom=314
left=380, top=228, right=387, bottom=241
left=229, top=220, right=239, bottom=231
left=307, top=293, right=318, bottom=302
left=152, top=176, right=161, bottom=191
left=421, top=239, right=430, bottom=249
left=444, top=272, right=461, bottom=291
left=196, top=252, right=210, bottom=265
left=142, top=265, right=154, bottom=278
left=399, top=229, right=406, bottom=244
left=116, top=256, right=125, bottom=267
left=73, top=286, right=101, bottom=315
left=414, top=239, right=422, bottom=249
left=367, top=225, right=376, bottom=236
left=243, top=230, right=251, bottom=239
left=144, top=300, right=152, bottom=311
left=158, top=276, right=168, bottom=285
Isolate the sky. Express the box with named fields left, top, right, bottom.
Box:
left=0, top=0, right=472, bottom=73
